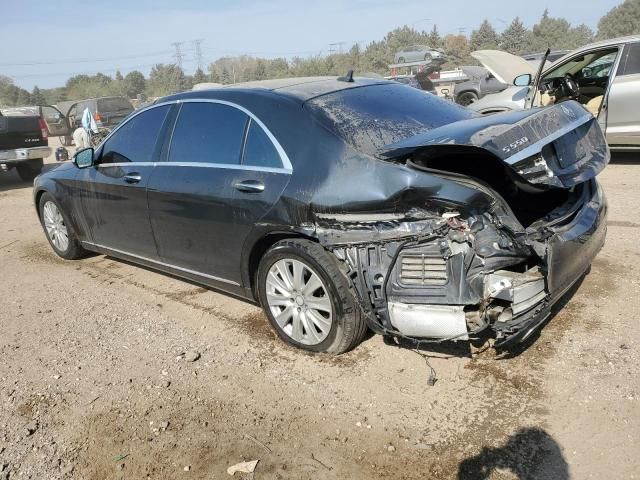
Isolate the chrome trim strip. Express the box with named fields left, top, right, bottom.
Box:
left=82, top=241, right=241, bottom=286
left=95, top=161, right=291, bottom=174
left=505, top=113, right=594, bottom=165
left=95, top=98, right=293, bottom=172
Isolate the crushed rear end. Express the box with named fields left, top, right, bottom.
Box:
left=319, top=100, right=608, bottom=348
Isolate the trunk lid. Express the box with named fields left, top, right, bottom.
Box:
left=379, top=101, right=609, bottom=188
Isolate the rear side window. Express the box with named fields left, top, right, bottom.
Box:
left=169, top=102, right=247, bottom=165
left=242, top=120, right=282, bottom=168
left=620, top=42, right=640, bottom=76
left=98, top=97, right=133, bottom=112
left=101, top=105, right=170, bottom=164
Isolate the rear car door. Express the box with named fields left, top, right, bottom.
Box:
left=147, top=100, right=291, bottom=287
left=604, top=42, right=640, bottom=148
left=78, top=104, right=173, bottom=258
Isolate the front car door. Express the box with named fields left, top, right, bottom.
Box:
left=147, top=99, right=291, bottom=289
left=38, top=105, right=71, bottom=138
left=604, top=41, right=640, bottom=149
left=78, top=104, right=173, bottom=258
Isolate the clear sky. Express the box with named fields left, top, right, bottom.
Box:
left=0, top=0, right=622, bottom=89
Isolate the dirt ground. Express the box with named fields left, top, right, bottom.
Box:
left=0, top=139, right=638, bottom=480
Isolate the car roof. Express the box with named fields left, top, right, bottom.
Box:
left=168, top=76, right=393, bottom=103
left=573, top=35, right=640, bottom=53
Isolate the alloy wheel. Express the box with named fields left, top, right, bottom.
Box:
left=43, top=201, right=69, bottom=252
left=265, top=258, right=333, bottom=345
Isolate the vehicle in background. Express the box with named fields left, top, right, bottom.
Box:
left=453, top=66, right=509, bottom=106
left=468, top=36, right=640, bottom=151
left=387, top=72, right=436, bottom=94
left=394, top=45, right=443, bottom=63
left=0, top=105, right=70, bottom=180
left=57, top=96, right=134, bottom=146
left=35, top=76, right=608, bottom=354
left=522, top=50, right=571, bottom=68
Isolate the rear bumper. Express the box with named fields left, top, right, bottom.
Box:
left=0, top=146, right=51, bottom=164
left=492, top=180, right=607, bottom=347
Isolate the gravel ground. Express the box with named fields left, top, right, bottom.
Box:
left=0, top=140, right=638, bottom=479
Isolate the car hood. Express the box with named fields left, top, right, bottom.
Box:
left=471, top=50, right=536, bottom=85
left=378, top=101, right=609, bottom=189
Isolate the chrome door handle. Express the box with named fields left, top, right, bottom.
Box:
left=124, top=173, right=142, bottom=184
left=234, top=180, right=264, bottom=193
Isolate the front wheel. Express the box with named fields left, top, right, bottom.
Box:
left=257, top=239, right=367, bottom=354
left=457, top=91, right=479, bottom=106
left=38, top=192, right=87, bottom=260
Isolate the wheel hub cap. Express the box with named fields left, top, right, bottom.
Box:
left=43, top=201, right=69, bottom=252
left=265, top=258, right=333, bottom=345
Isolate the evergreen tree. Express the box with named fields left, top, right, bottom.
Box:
left=221, top=67, right=231, bottom=85
left=31, top=86, right=46, bottom=105
left=470, top=20, right=500, bottom=51
left=597, top=0, right=640, bottom=40
left=427, top=25, right=442, bottom=49
left=193, top=68, right=207, bottom=84
left=114, top=70, right=124, bottom=82
left=529, top=9, right=572, bottom=51
left=500, top=17, right=531, bottom=54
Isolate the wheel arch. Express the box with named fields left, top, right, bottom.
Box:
left=242, top=230, right=319, bottom=300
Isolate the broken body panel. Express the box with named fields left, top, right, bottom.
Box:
left=299, top=94, right=608, bottom=347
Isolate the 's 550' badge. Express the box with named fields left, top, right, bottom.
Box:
left=502, top=136, right=529, bottom=154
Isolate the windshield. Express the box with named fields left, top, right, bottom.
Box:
left=543, top=49, right=618, bottom=80
left=97, top=97, right=133, bottom=112
left=306, top=83, right=473, bottom=156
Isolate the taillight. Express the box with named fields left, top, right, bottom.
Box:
left=38, top=117, right=48, bottom=139
left=94, top=112, right=102, bottom=122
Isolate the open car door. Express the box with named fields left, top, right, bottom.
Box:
left=38, top=105, right=71, bottom=137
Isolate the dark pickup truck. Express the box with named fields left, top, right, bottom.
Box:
left=0, top=106, right=70, bottom=181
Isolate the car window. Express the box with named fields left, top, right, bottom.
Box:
left=101, top=105, right=170, bottom=164
left=620, top=42, right=640, bottom=76
left=543, top=49, right=618, bottom=80
left=242, top=119, right=282, bottom=169
left=98, top=97, right=133, bottom=112
left=169, top=102, right=248, bottom=165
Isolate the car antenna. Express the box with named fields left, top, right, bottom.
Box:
left=337, top=70, right=354, bottom=83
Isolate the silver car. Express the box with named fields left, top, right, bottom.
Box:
left=469, top=36, right=640, bottom=151
left=393, top=45, right=442, bottom=64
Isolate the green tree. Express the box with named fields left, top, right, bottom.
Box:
left=114, top=70, right=124, bottom=82
left=221, top=67, right=231, bottom=85
left=16, top=88, right=32, bottom=106
left=31, top=86, right=46, bottom=105
left=146, top=64, right=186, bottom=97
left=427, top=25, right=442, bottom=49
left=597, top=0, right=640, bottom=40
left=529, top=9, right=572, bottom=51
left=470, top=19, right=500, bottom=51
left=500, top=17, right=530, bottom=54
left=192, top=68, right=207, bottom=84
left=123, top=71, right=146, bottom=98
left=567, top=24, right=594, bottom=49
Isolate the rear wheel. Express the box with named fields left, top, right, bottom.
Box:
left=16, top=159, right=44, bottom=182
left=257, top=239, right=367, bottom=354
left=38, top=192, right=87, bottom=260
left=457, top=91, right=479, bottom=106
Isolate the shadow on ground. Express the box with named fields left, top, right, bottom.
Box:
left=458, top=427, right=569, bottom=479
left=0, top=163, right=62, bottom=193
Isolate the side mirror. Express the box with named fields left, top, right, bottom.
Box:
left=514, top=73, right=532, bottom=87
left=73, top=148, right=94, bottom=169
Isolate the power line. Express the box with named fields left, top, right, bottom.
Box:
left=0, top=50, right=172, bottom=67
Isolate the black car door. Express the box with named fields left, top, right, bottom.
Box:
left=78, top=104, right=173, bottom=258
left=147, top=100, right=291, bottom=287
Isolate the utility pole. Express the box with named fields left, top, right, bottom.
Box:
left=171, top=41, right=185, bottom=69
left=328, top=42, right=345, bottom=54
left=192, top=39, right=204, bottom=70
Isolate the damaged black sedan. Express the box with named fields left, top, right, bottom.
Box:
left=33, top=77, right=608, bottom=354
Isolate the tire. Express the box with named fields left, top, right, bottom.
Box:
left=257, top=239, right=367, bottom=355
left=38, top=192, right=87, bottom=260
left=457, top=91, right=479, bottom=106
left=16, top=159, right=44, bottom=182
